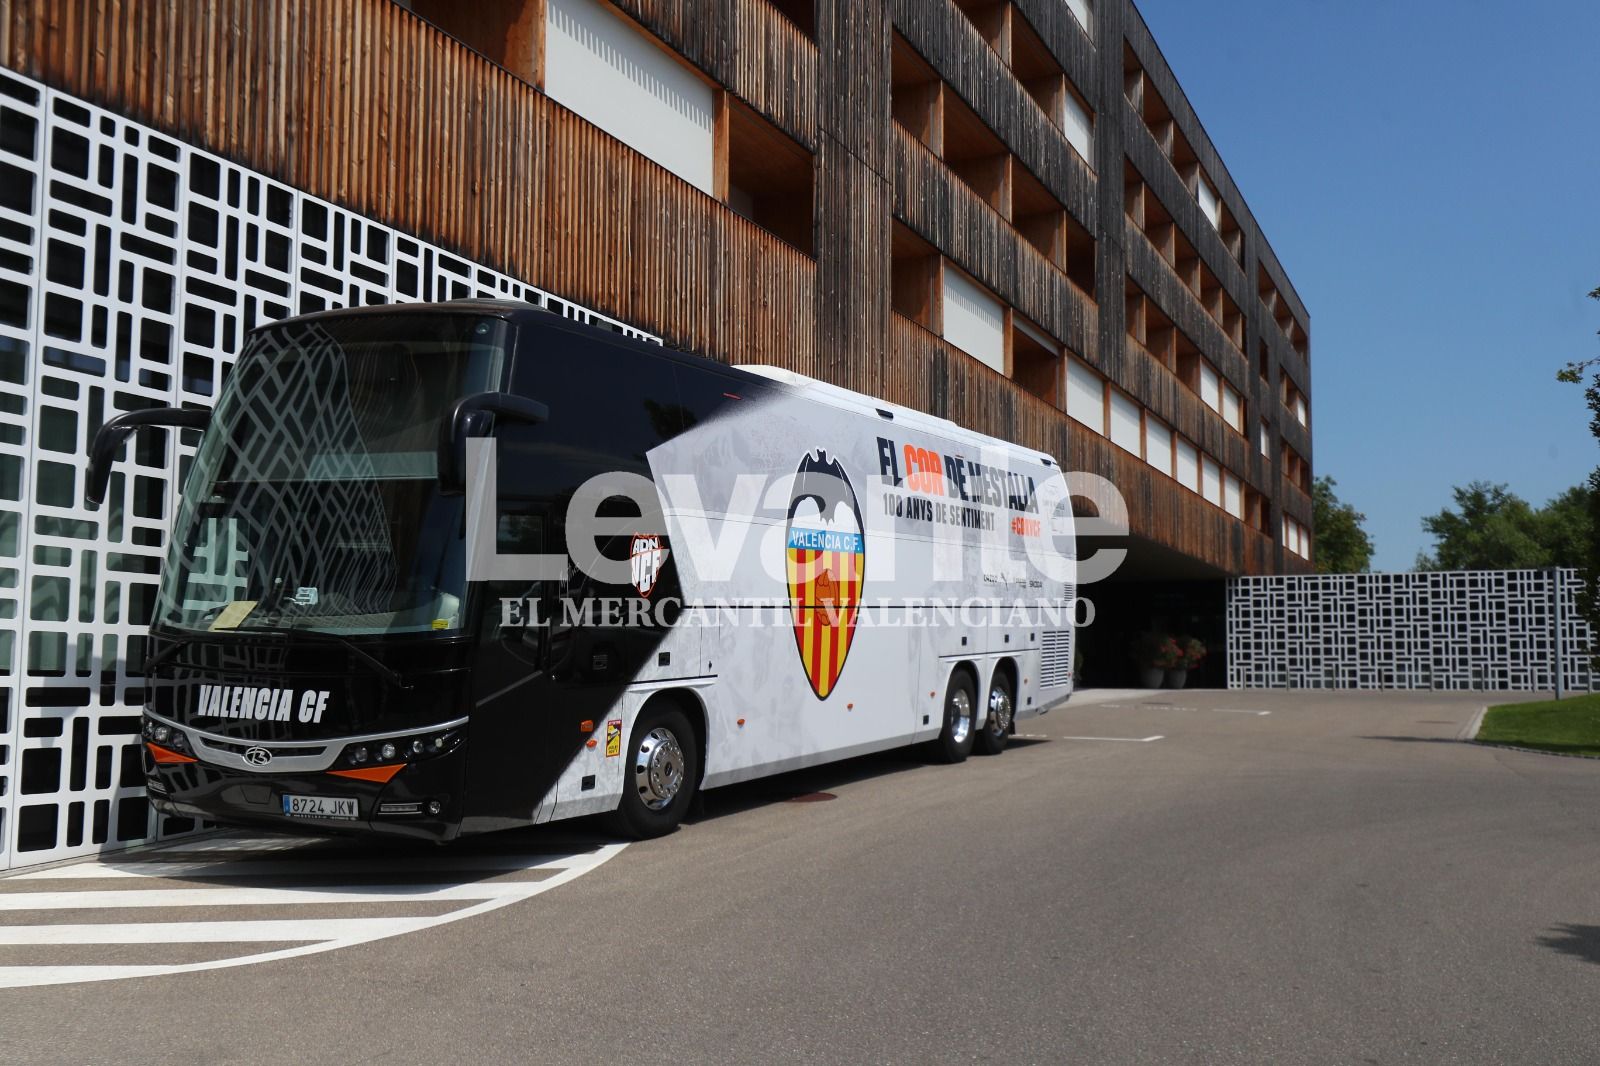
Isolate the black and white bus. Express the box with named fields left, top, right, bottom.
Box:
left=87, top=301, right=1076, bottom=840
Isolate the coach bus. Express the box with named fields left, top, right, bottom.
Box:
left=86, top=301, right=1076, bottom=840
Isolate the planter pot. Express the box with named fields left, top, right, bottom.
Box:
left=1140, top=668, right=1165, bottom=689
left=1163, top=668, right=1188, bottom=690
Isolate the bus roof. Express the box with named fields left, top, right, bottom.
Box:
left=249, top=300, right=1057, bottom=470
left=737, top=364, right=1056, bottom=471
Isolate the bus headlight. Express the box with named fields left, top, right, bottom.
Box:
left=339, top=728, right=462, bottom=768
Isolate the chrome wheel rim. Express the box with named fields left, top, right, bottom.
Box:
left=988, top=685, right=1013, bottom=736
left=634, top=726, right=686, bottom=811
left=950, top=689, right=973, bottom=745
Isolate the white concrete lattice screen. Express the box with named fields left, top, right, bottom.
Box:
left=0, top=67, right=659, bottom=870
left=1227, top=569, right=1597, bottom=690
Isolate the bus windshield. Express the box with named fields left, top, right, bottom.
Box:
left=153, top=312, right=510, bottom=637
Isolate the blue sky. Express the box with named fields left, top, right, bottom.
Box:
left=1133, top=0, right=1600, bottom=570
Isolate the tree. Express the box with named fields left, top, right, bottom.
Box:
left=1311, top=476, right=1373, bottom=573
left=1415, top=482, right=1594, bottom=571
left=1555, top=282, right=1600, bottom=653
left=1416, top=482, right=1546, bottom=571
left=1537, top=485, right=1596, bottom=570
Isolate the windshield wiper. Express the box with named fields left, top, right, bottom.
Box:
left=243, top=627, right=414, bottom=691
left=140, top=634, right=196, bottom=679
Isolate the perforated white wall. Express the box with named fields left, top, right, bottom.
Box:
left=1227, top=570, right=1597, bottom=691
left=0, top=68, right=657, bottom=869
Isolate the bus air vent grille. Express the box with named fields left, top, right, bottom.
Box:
left=1039, top=630, right=1073, bottom=687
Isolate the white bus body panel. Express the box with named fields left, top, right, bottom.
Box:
left=541, top=366, right=1075, bottom=821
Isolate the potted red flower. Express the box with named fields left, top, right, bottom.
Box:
left=1166, top=637, right=1207, bottom=689
left=1135, top=632, right=1184, bottom=688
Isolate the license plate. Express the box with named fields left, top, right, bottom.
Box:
left=282, top=794, right=359, bottom=820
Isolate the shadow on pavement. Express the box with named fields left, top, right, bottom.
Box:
left=688, top=747, right=934, bottom=823
left=1537, top=924, right=1600, bottom=965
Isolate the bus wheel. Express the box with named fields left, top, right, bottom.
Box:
left=975, top=672, right=1014, bottom=756
left=930, top=672, right=977, bottom=764
left=609, top=705, right=699, bottom=840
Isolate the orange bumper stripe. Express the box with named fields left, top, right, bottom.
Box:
left=328, top=764, right=405, bottom=783
left=147, top=743, right=197, bottom=765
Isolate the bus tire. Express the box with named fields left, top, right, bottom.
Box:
left=608, top=705, right=699, bottom=840
left=930, top=671, right=977, bottom=764
left=975, top=670, right=1014, bottom=756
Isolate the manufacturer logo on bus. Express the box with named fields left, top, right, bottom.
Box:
left=785, top=450, right=865, bottom=700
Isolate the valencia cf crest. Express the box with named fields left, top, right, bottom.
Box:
left=785, top=450, right=865, bottom=700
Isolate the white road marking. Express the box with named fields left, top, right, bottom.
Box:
left=12, top=852, right=590, bottom=881
left=0, top=839, right=627, bottom=989
left=0, top=917, right=436, bottom=945
left=1056, top=735, right=1165, bottom=743
left=0, top=882, right=550, bottom=911
left=1092, top=702, right=1271, bottom=716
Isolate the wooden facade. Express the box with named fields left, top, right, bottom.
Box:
left=0, top=0, right=1312, bottom=577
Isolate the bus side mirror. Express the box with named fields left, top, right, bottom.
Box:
left=85, top=407, right=212, bottom=508
left=437, top=391, right=550, bottom=495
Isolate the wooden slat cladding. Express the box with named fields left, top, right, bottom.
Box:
left=893, top=126, right=1095, bottom=364
left=1280, top=477, right=1313, bottom=529
left=1117, top=336, right=1254, bottom=494
left=3, top=0, right=549, bottom=278
left=818, top=0, right=891, bottom=172
left=2, top=0, right=816, bottom=372
left=3, top=0, right=1311, bottom=577
left=1121, top=5, right=1308, bottom=329
left=1010, top=0, right=1097, bottom=109
left=544, top=103, right=817, bottom=368
left=613, top=0, right=819, bottom=148
left=814, top=135, right=890, bottom=392
left=886, top=315, right=1275, bottom=576
left=1123, top=128, right=1250, bottom=313
left=1277, top=410, right=1312, bottom=472
left=729, top=0, right=818, bottom=146
left=891, top=0, right=1095, bottom=234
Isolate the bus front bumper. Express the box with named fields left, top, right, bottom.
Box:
left=145, top=745, right=469, bottom=843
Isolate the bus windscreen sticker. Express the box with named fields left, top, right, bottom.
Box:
left=785, top=450, right=865, bottom=700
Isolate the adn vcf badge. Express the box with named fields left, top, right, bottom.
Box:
left=785, top=450, right=865, bottom=700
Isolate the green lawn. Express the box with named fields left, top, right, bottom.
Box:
left=1476, top=693, right=1600, bottom=756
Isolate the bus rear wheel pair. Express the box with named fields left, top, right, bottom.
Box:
left=930, top=670, right=1014, bottom=763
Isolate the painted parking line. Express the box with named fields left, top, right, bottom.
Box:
left=0, top=917, right=438, bottom=945
left=1092, top=703, right=1272, bottom=716
left=10, top=852, right=592, bottom=881
left=0, top=836, right=626, bottom=989
left=1017, top=733, right=1164, bottom=743
left=1058, top=734, right=1165, bottom=742
left=0, top=881, right=566, bottom=911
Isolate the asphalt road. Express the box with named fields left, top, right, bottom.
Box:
left=4, top=689, right=1600, bottom=1065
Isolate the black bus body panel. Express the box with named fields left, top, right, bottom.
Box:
left=142, top=305, right=760, bottom=841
